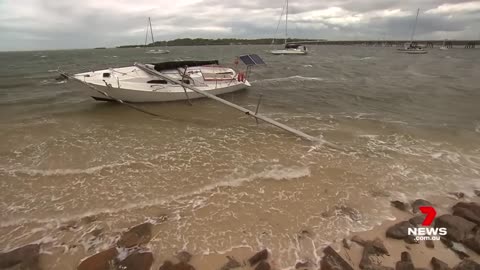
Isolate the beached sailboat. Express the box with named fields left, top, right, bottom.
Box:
left=70, top=60, right=253, bottom=103
left=270, top=0, right=307, bottom=55
left=398, top=8, right=427, bottom=54
left=145, top=17, right=170, bottom=54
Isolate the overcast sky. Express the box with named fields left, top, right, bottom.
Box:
left=1, top=0, right=479, bottom=51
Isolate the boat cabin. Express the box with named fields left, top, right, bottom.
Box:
left=285, top=43, right=307, bottom=51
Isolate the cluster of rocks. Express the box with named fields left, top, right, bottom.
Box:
left=319, top=198, right=480, bottom=270
left=2, top=195, right=480, bottom=270
left=388, top=199, right=480, bottom=256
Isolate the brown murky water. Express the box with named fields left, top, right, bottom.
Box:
left=0, top=45, right=479, bottom=269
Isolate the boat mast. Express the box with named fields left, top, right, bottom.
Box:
left=285, top=0, right=288, bottom=45
left=144, top=21, right=148, bottom=46
left=148, top=17, right=155, bottom=44
left=410, top=8, right=419, bottom=43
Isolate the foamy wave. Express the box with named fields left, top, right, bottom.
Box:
left=0, top=165, right=310, bottom=228
left=254, top=76, right=323, bottom=83
left=2, top=161, right=154, bottom=177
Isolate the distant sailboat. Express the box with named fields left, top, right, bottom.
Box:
left=145, top=17, right=170, bottom=54
left=270, top=0, right=307, bottom=55
left=439, top=39, right=448, bottom=50
left=398, top=8, right=427, bottom=54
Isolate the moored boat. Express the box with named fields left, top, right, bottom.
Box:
left=270, top=0, right=307, bottom=55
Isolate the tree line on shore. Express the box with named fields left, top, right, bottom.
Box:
left=116, top=38, right=322, bottom=48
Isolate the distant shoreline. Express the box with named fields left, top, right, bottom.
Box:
left=116, top=38, right=322, bottom=48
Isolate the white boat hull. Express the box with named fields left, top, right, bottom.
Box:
left=270, top=49, right=307, bottom=55
left=73, top=65, right=250, bottom=103
left=397, top=49, right=428, bottom=54
left=146, top=49, right=170, bottom=54
left=82, top=82, right=248, bottom=103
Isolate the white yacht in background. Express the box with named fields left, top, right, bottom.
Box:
left=270, top=0, right=307, bottom=55
left=144, top=17, right=170, bottom=54
left=398, top=8, right=427, bottom=54
left=439, top=39, right=448, bottom=50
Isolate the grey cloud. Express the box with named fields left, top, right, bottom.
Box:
left=0, top=0, right=479, bottom=51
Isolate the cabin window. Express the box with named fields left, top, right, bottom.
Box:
left=147, top=79, right=168, bottom=84
left=179, top=79, right=190, bottom=84
left=102, top=73, right=110, bottom=78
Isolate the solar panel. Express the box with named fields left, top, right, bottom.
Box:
left=239, top=55, right=256, bottom=66
left=239, top=54, right=266, bottom=66
left=250, top=54, right=266, bottom=65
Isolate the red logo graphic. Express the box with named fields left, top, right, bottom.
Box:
left=419, top=206, right=436, bottom=226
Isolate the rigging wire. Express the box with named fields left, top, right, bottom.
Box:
left=271, top=1, right=286, bottom=46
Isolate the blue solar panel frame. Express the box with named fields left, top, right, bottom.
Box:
left=239, top=54, right=266, bottom=66
left=249, top=54, right=266, bottom=65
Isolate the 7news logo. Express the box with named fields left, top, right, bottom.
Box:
left=407, top=206, right=447, bottom=241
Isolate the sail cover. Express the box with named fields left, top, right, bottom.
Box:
left=151, top=60, right=219, bottom=71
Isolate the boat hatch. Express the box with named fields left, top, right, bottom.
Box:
left=147, top=79, right=168, bottom=84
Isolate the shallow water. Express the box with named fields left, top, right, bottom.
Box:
left=0, top=45, right=479, bottom=268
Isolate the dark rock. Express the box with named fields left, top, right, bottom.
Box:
left=451, top=243, right=470, bottom=260
left=342, top=238, right=352, bottom=249
left=441, top=237, right=453, bottom=248
left=360, top=244, right=377, bottom=269
left=364, top=266, right=394, bottom=270
left=81, top=215, right=97, bottom=224
left=351, top=235, right=368, bottom=246
left=0, top=244, right=40, bottom=269
left=453, top=202, right=480, bottom=217
left=449, top=192, right=465, bottom=199
left=295, top=260, right=315, bottom=269
left=159, top=260, right=174, bottom=270
left=474, top=190, right=480, bottom=197
left=117, top=222, right=153, bottom=248
left=386, top=221, right=413, bottom=239
left=174, top=262, right=195, bottom=270
left=90, top=228, right=103, bottom=238
left=335, top=206, right=361, bottom=221
left=176, top=251, right=192, bottom=263
left=425, top=240, right=435, bottom=249
left=409, top=215, right=434, bottom=227
left=220, top=256, right=241, bottom=270
left=372, top=238, right=389, bottom=256
left=453, top=207, right=480, bottom=225
left=248, top=249, right=268, bottom=266
left=320, top=246, right=354, bottom=270
left=453, top=259, right=480, bottom=270
left=391, top=201, right=409, bottom=211
left=435, top=215, right=476, bottom=242
left=431, top=257, right=451, bottom=270
left=404, top=236, right=419, bottom=244
left=463, top=230, right=480, bottom=254
left=159, top=261, right=195, bottom=270
left=59, top=221, right=79, bottom=231
left=255, top=261, right=271, bottom=270
left=411, top=199, right=433, bottom=214
left=118, top=252, right=153, bottom=270
left=350, top=236, right=388, bottom=255
left=395, top=252, right=414, bottom=270
left=77, top=247, right=117, bottom=270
